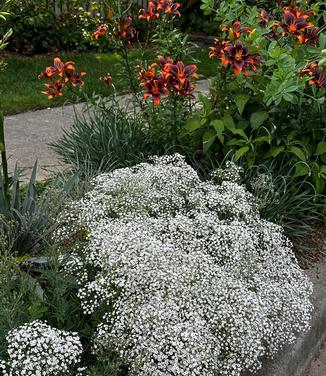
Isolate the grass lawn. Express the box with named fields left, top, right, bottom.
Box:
left=0, top=48, right=216, bottom=115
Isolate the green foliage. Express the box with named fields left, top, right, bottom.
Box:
left=0, top=253, right=46, bottom=357
left=242, top=163, right=323, bottom=245
left=185, top=0, right=326, bottom=205
left=0, top=162, right=76, bottom=256
left=0, top=0, right=97, bottom=54
left=51, top=95, right=149, bottom=173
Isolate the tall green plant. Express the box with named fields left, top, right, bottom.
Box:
left=185, top=0, right=326, bottom=197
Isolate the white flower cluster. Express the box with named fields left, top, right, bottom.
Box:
left=57, top=154, right=313, bottom=376
left=0, top=320, right=83, bottom=376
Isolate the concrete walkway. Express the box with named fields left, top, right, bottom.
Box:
left=308, top=345, right=326, bottom=376
left=4, top=80, right=210, bottom=180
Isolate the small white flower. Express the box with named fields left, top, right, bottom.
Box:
left=56, top=154, right=313, bottom=376
left=2, top=321, right=83, bottom=375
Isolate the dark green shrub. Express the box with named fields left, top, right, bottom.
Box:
left=0, top=0, right=95, bottom=54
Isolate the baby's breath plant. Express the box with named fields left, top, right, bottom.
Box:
left=57, top=154, right=313, bottom=376
left=0, top=320, right=84, bottom=376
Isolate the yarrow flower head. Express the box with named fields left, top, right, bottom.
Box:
left=56, top=154, right=313, bottom=376
left=1, top=320, right=83, bottom=375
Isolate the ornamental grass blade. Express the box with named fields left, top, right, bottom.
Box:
left=23, top=161, right=37, bottom=214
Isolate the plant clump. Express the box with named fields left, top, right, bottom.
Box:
left=57, top=154, right=313, bottom=376
left=0, top=320, right=84, bottom=375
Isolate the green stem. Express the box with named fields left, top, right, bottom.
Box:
left=172, top=95, right=178, bottom=146
left=120, top=44, right=144, bottom=110
left=0, top=111, right=9, bottom=203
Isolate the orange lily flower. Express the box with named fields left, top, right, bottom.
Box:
left=157, top=0, right=181, bottom=16
left=93, top=24, right=108, bottom=40
left=100, top=73, right=112, bottom=87
left=222, top=21, right=252, bottom=40
left=42, top=79, right=65, bottom=99
left=138, top=1, right=160, bottom=21
left=297, top=27, right=319, bottom=45
left=281, top=7, right=314, bottom=36
left=301, top=63, right=326, bottom=89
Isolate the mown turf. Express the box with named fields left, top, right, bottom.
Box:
left=0, top=48, right=216, bottom=115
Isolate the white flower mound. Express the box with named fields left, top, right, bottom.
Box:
left=58, top=154, right=313, bottom=376
left=0, top=320, right=83, bottom=376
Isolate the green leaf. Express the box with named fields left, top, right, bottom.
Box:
left=234, top=146, right=249, bottom=161
left=283, top=92, right=294, bottom=102
left=198, top=94, right=212, bottom=112
left=316, top=141, right=326, bottom=156
left=235, top=93, right=250, bottom=115
left=223, top=114, right=235, bottom=130
left=211, top=120, right=225, bottom=144
left=294, top=163, right=310, bottom=177
left=319, top=33, right=326, bottom=49
left=226, top=139, right=246, bottom=147
left=203, top=129, right=216, bottom=153
left=210, top=119, right=224, bottom=133
left=264, top=146, right=286, bottom=158
left=254, top=135, right=270, bottom=144
left=228, top=128, right=248, bottom=140
left=289, top=146, right=306, bottom=161
left=250, top=111, right=269, bottom=129
left=321, top=154, right=326, bottom=164
left=186, top=117, right=202, bottom=132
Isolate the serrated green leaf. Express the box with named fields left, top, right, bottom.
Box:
left=250, top=111, right=269, bottom=129
left=235, top=93, right=250, bottom=115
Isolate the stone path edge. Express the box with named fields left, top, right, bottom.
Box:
left=243, top=262, right=326, bottom=376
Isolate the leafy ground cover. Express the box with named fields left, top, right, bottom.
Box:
left=0, top=48, right=215, bottom=115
